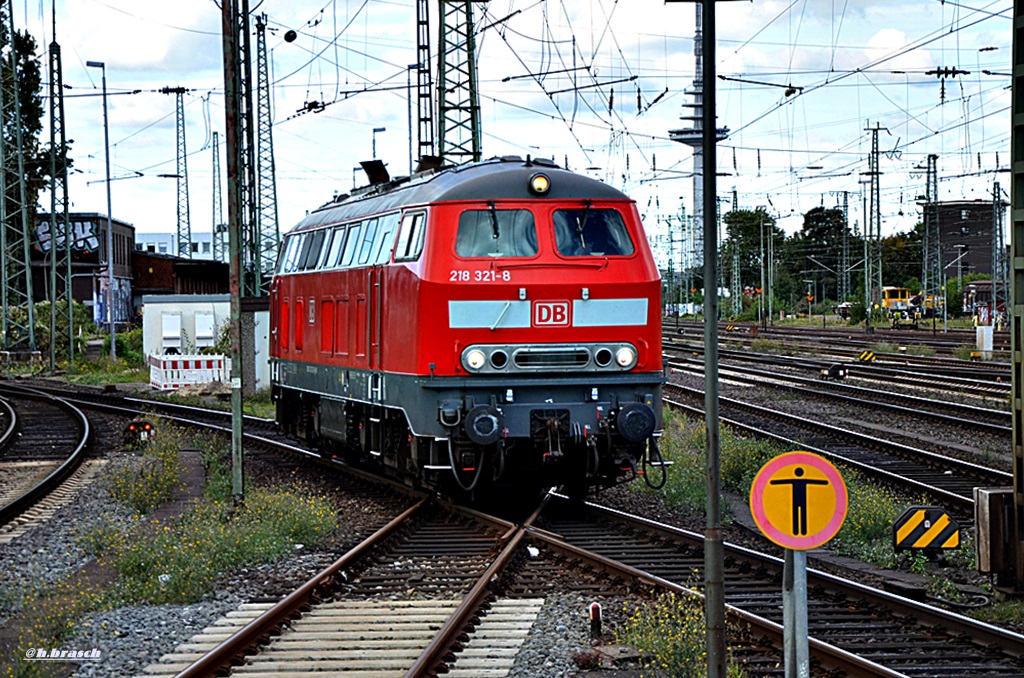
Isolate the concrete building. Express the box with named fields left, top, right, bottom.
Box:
left=135, top=231, right=218, bottom=260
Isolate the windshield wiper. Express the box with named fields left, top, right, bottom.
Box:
left=576, top=200, right=592, bottom=251
left=488, top=200, right=500, bottom=239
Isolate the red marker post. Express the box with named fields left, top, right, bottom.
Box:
left=750, top=451, right=847, bottom=677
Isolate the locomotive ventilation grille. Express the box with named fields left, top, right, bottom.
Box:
left=461, top=343, right=638, bottom=374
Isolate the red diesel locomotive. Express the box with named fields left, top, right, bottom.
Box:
left=270, top=155, right=665, bottom=497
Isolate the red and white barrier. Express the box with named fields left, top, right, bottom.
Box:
left=149, top=354, right=230, bottom=390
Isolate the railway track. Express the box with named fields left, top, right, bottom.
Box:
left=0, top=384, right=92, bottom=539
left=664, top=382, right=1010, bottom=518
left=10, top=380, right=1022, bottom=675
left=535, top=495, right=1024, bottom=677
left=667, top=356, right=1012, bottom=434
left=137, top=496, right=532, bottom=677
left=665, top=340, right=1011, bottom=400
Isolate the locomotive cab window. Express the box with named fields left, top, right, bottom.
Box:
left=455, top=208, right=537, bottom=257
left=554, top=208, right=634, bottom=257
left=371, top=213, right=401, bottom=265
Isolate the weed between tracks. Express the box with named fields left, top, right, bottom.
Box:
left=2, top=425, right=337, bottom=678
left=649, top=410, right=950, bottom=567
left=616, top=588, right=748, bottom=678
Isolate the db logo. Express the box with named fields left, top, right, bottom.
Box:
left=533, top=301, right=570, bottom=326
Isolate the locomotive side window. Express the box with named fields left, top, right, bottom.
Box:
left=394, top=211, right=426, bottom=262
left=456, top=208, right=537, bottom=257
left=341, top=222, right=362, bottom=267
left=371, top=213, right=401, bottom=265
left=553, top=208, right=634, bottom=257
left=323, top=225, right=347, bottom=268
left=316, top=227, right=339, bottom=269
left=301, top=229, right=326, bottom=270
left=357, top=218, right=379, bottom=265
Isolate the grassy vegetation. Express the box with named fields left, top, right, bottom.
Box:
left=2, top=424, right=337, bottom=678
left=617, top=589, right=747, bottom=677
left=648, top=410, right=938, bottom=569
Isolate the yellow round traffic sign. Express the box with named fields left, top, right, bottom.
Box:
left=749, top=451, right=847, bottom=550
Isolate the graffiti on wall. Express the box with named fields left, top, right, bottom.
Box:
left=34, top=219, right=102, bottom=253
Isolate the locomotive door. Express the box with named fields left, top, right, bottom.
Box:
left=369, top=266, right=383, bottom=371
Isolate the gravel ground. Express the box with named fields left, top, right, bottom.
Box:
left=2, top=363, right=1020, bottom=677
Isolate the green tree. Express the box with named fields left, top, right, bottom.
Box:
left=880, top=222, right=924, bottom=290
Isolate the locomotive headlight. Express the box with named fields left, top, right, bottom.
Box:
left=615, top=346, right=637, bottom=368
left=528, top=172, right=551, bottom=195
left=464, top=348, right=487, bottom=371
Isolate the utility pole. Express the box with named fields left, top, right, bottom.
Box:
left=212, top=131, right=225, bottom=262
left=863, top=122, right=887, bottom=325
left=160, top=86, right=192, bottom=258
left=992, top=180, right=1007, bottom=319
left=254, top=13, right=280, bottom=292
left=669, top=4, right=728, bottom=275
left=1009, top=1, right=1024, bottom=596
left=832, top=191, right=850, bottom=302
left=0, top=0, right=36, bottom=352
left=415, top=0, right=434, bottom=163
left=48, top=5, right=72, bottom=369
left=438, top=0, right=485, bottom=165
left=920, top=154, right=941, bottom=317
left=221, top=0, right=252, bottom=500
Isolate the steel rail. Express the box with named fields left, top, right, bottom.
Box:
left=0, top=385, right=91, bottom=526
left=175, top=497, right=429, bottom=678
left=402, top=502, right=541, bottom=677
left=524, top=516, right=905, bottom=677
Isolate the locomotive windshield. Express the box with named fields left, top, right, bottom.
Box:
left=456, top=209, right=537, bottom=257
left=554, top=208, right=634, bottom=256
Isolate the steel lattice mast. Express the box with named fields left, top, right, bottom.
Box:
left=921, top=154, right=941, bottom=308
left=48, top=30, right=72, bottom=368
left=0, top=0, right=35, bottom=351
left=212, top=130, right=225, bottom=262
left=254, top=13, right=279, bottom=289
left=415, top=0, right=435, bottom=162
left=437, top=0, right=484, bottom=165
left=160, top=87, right=192, bottom=257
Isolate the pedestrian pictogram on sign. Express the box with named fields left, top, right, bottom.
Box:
left=893, top=506, right=960, bottom=552
left=750, top=451, right=848, bottom=550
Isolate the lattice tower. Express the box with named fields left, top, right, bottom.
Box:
left=922, top=154, right=941, bottom=302
left=48, top=37, right=72, bottom=366
left=255, top=14, right=279, bottom=290
left=416, top=0, right=434, bottom=162
left=438, top=0, right=484, bottom=165
left=212, top=131, right=225, bottom=262
left=0, top=0, right=35, bottom=350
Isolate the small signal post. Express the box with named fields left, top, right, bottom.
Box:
left=750, top=451, right=848, bottom=677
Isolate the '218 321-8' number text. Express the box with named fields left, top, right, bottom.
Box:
left=449, top=269, right=512, bottom=282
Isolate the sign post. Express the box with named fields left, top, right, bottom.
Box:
left=750, top=451, right=848, bottom=678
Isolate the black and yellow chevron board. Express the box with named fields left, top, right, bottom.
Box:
left=859, top=350, right=875, bottom=362
left=893, top=506, right=960, bottom=552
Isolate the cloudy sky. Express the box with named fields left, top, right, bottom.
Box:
left=23, top=0, right=1013, bottom=246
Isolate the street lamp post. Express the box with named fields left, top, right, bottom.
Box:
left=86, top=60, right=116, bottom=360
